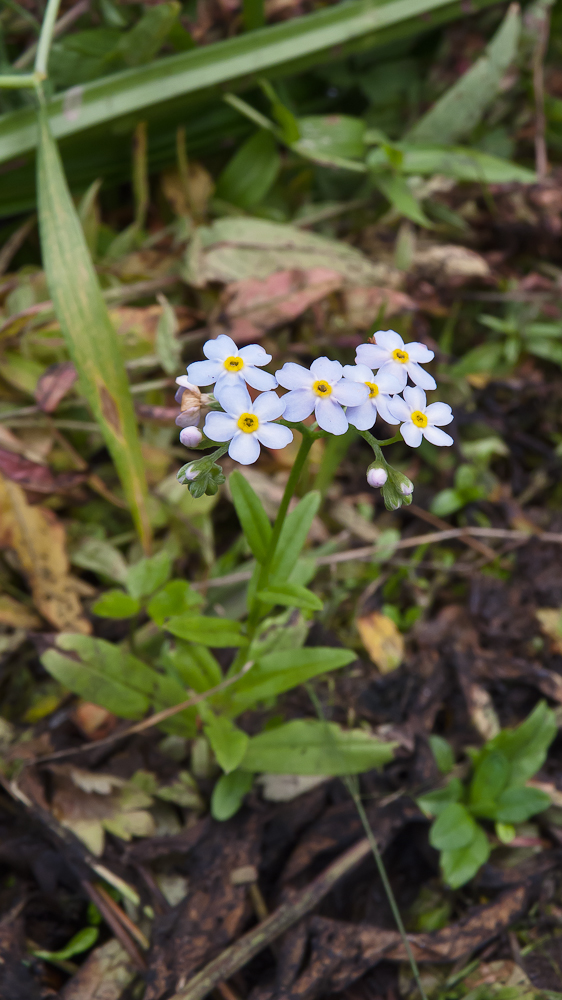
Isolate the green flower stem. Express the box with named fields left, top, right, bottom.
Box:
left=359, top=429, right=401, bottom=458
left=34, top=0, right=62, bottom=77
left=246, top=429, right=314, bottom=634
left=0, top=73, right=40, bottom=88
left=313, top=426, right=356, bottom=498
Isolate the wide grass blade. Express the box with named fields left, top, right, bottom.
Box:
left=36, top=107, right=152, bottom=551
left=0, top=0, right=502, bottom=168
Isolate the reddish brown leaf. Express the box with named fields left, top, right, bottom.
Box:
left=0, top=448, right=85, bottom=493
left=35, top=361, right=78, bottom=412
left=218, top=268, right=343, bottom=341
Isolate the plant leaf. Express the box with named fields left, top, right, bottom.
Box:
left=200, top=705, right=249, bottom=773
left=256, top=582, right=323, bottom=611
left=429, top=735, right=455, bottom=774
left=147, top=580, right=203, bottom=626
left=211, top=770, right=254, bottom=820
left=165, top=614, right=244, bottom=647
left=494, top=785, right=551, bottom=823
left=216, top=130, right=280, bottom=209
left=440, top=824, right=490, bottom=889
left=126, top=551, right=172, bottom=600
left=417, top=778, right=463, bottom=817
left=429, top=802, right=478, bottom=851
left=486, top=700, right=557, bottom=785
left=270, top=491, right=320, bottom=584
left=405, top=4, right=520, bottom=145
left=229, top=470, right=272, bottom=563
left=36, top=109, right=151, bottom=550
left=92, top=590, right=140, bottom=619
left=371, top=170, right=431, bottom=226
left=239, top=718, right=395, bottom=775
left=221, top=646, right=355, bottom=716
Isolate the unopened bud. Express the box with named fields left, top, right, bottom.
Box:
left=179, top=462, right=198, bottom=481
left=367, top=464, right=388, bottom=488
left=400, top=480, right=414, bottom=495
left=179, top=426, right=203, bottom=448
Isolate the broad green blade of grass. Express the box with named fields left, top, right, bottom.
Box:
left=0, top=0, right=502, bottom=167
left=36, top=108, right=152, bottom=552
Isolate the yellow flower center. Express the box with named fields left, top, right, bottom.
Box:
left=224, top=355, right=244, bottom=372
left=365, top=381, right=379, bottom=398
left=312, top=380, right=332, bottom=397
left=237, top=412, right=259, bottom=433
left=411, top=410, right=428, bottom=428
left=392, top=348, right=409, bottom=363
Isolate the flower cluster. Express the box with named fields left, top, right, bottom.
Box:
left=177, top=331, right=453, bottom=498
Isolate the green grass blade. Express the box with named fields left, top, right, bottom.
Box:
left=0, top=0, right=502, bottom=167
left=36, top=107, right=152, bottom=551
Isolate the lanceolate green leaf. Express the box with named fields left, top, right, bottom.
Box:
left=36, top=109, right=152, bottom=550
left=0, top=0, right=501, bottom=168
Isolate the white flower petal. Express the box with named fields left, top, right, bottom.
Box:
left=238, top=343, right=271, bottom=366
left=310, top=357, right=342, bottom=383
left=400, top=422, right=423, bottom=448
left=243, top=366, right=278, bottom=391
left=403, top=385, right=426, bottom=411
left=375, top=368, right=403, bottom=394
left=282, top=389, right=315, bottom=422
left=406, top=362, right=436, bottom=391
left=253, top=390, right=285, bottom=422
left=387, top=395, right=411, bottom=422
left=186, top=359, right=222, bottom=386
left=315, top=397, right=348, bottom=435
left=343, top=363, right=373, bottom=382
left=203, top=411, right=238, bottom=442
left=374, top=329, right=404, bottom=351
left=425, top=401, right=453, bottom=426
left=176, top=411, right=199, bottom=427
left=175, top=376, right=198, bottom=390
left=332, top=379, right=369, bottom=406
left=375, top=394, right=400, bottom=425
left=356, top=343, right=389, bottom=368
left=214, top=382, right=252, bottom=416
left=256, top=422, right=293, bottom=450
left=377, top=360, right=407, bottom=389
left=229, top=431, right=261, bottom=465
left=203, top=334, right=237, bottom=361
left=423, top=425, right=454, bottom=447
left=346, top=400, right=377, bottom=430
left=406, top=341, right=434, bottom=363
left=276, top=363, right=313, bottom=390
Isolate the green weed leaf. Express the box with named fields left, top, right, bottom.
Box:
left=494, top=785, right=551, bottom=823
left=428, top=735, right=455, bottom=774
left=239, top=719, right=395, bottom=775
left=229, top=470, right=272, bottom=563
left=256, top=582, right=323, bottom=612
left=440, top=824, right=490, bottom=889
left=147, top=580, right=203, bottom=626
left=270, top=492, right=320, bottom=584
left=429, top=802, right=478, bottom=851
left=417, top=778, right=463, bottom=817
left=216, top=130, right=280, bottom=210
left=211, top=770, right=254, bottom=820
left=165, top=614, right=244, bottom=647
left=92, top=590, right=140, bottom=619
left=200, top=705, right=249, bottom=773
left=126, top=551, right=172, bottom=600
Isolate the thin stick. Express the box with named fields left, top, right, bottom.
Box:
left=306, top=684, right=428, bottom=1000
left=27, top=660, right=254, bottom=766
left=170, top=837, right=372, bottom=1000
left=82, top=881, right=146, bottom=971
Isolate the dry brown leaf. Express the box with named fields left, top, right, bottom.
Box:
left=161, top=163, right=215, bottom=218
left=0, top=472, right=91, bottom=633
left=356, top=611, right=404, bottom=673
left=463, top=960, right=533, bottom=995
left=465, top=682, right=501, bottom=740
left=0, top=593, right=42, bottom=629
left=536, top=608, right=562, bottom=653
left=35, top=361, right=78, bottom=412
left=59, top=938, right=137, bottom=1000
left=217, top=267, right=342, bottom=342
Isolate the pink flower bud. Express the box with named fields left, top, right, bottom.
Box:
left=179, top=426, right=203, bottom=448
left=400, top=480, right=414, bottom=495
left=367, top=466, right=388, bottom=488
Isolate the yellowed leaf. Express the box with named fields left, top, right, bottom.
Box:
left=0, top=593, right=42, bottom=629
left=536, top=608, right=562, bottom=653
left=357, top=611, right=405, bottom=673
left=0, top=472, right=91, bottom=633
left=161, top=162, right=214, bottom=218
